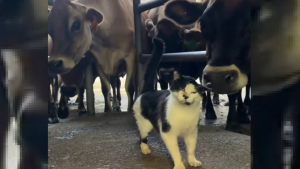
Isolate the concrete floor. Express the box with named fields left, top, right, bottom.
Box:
left=48, top=113, right=250, bottom=169
left=48, top=77, right=251, bottom=169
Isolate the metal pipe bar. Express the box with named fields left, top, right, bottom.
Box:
left=137, top=0, right=168, bottom=13
left=85, top=63, right=95, bottom=115
left=133, top=0, right=144, bottom=95
left=141, top=51, right=207, bottom=62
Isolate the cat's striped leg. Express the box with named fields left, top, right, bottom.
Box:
left=161, top=133, right=185, bottom=169
left=184, top=128, right=202, bottom=167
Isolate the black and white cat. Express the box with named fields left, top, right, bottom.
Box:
left=133, top=37, right=208, bottom=169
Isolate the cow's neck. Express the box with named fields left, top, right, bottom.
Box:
left=251, top=0, right=300, bottom=96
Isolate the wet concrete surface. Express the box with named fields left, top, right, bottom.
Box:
left=48, top=112, right=250, bottom=169
left=49, top=77, right=251, bottom=169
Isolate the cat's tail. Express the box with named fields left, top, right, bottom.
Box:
left=140, top=37, right=165, bottom=94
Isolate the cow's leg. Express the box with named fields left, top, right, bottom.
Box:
left=48, top=84, right=59, bottom=124
left=116, top=77, right=121, bottom=106
left=19, top=146, right=40, bottom=169
left=237, top=90, right=251, bottom=124
left=77, top=86, right=87, bottom=116
left=293, top=101, right=300, bottom=169
left=111, top=75, right=121, bottom=112
left=0, top=81, right=10, bottom=169
left=52, top=76, right=59, bottom=103
left=124, top=53, right=135, bottom=112
left=205, top=92, right=217, bottom=120
left=225, top=93, right=240, bottom=132
left=252, top=89, right=288, bottom=169
left=289, top=83, right=300, bottom=169
left=95, top=64, right=112, bottom=112
left=57, top=93, right=69, bottom=119
left=202, top=92, right=207, bottom=110
left=244, top=81, right=251, bottom=115
left=212, top=93, right=220, bottom=105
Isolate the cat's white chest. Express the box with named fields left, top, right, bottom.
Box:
left=166, top=101, right=201, bottom=135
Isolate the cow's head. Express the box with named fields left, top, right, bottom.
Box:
left=59, top=53, right=93, bottom=97
left=48, top=0, right=103, bottom=74
left=145, top=18, right=184, bottom=53
left=182, top=28, right=206, bottom=52
left=165, top=0, right=251, bottom=94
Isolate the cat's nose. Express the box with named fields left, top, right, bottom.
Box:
left=183, top=95, right=188, bottom=100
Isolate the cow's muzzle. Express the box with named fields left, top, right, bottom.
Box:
left=201, top=64, right=248, bottom=94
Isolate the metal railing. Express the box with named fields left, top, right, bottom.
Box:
left=85, top=0, right=207, bottom=114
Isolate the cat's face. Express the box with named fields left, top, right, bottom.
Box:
left=170, top=72, right=206, bottom=105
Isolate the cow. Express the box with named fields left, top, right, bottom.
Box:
left=145, top=17, right=251, bottom=125
left=48, top=34, right=59, bottom=124
left=164, top=0, right=300, bottom=168
left=164, top=0, right=251, bottom=132
left=48, top=0, right=151, bottom=113
left=0, top=0, right=48, bottom=168
left=144, top=1, right=220, bottom=103
left=144, top=18, right=217, bottom=119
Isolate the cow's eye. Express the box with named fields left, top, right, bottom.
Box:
left=71, top=20, right=81, bottom=32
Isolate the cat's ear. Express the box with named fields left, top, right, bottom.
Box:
left=196, top=85, right=210, bottom=93
left=173, top=71, right=181, bottom=80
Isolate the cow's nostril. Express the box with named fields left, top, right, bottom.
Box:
left=225, top=74, right=234, bottom=82
left=54, top=60, right=63, bottom=69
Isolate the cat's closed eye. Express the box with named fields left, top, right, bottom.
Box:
left=191, top=92, right=197, bottom=94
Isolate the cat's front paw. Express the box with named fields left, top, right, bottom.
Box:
left=173, top=163, right=185, bottom=169
left=140, top=143, right=151, bottom=155
left=188, top=159, right=202, bottom=167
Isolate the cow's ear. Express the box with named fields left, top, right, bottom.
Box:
left=85, top=8, right=104, bottom=33
left=164, top=0, right=207, bottom=25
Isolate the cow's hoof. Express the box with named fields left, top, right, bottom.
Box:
left=78, top=109, right=87, bottom=116
left=213, top=98, right=220, bottom=105
left=57, top=107, right=69, bottom=119
left=225, top=122, right=241, bottom=133
left=205, top=112, right=217, bottom=120
left=113, top=106, right=121, bottom=112
left=48, top=116, right=59, bottom=124
left=205, top=107, right=217, bottom=120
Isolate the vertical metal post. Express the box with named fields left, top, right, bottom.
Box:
left=133, top=0, right=144, bottom=95
left=85, top=63, right=95, bottom=115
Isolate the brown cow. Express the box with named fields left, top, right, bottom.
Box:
left=48, top=0, right=151, bottom=113
left=164, top=0, right=251, bottom=132
left=0, top=0, right=48, bottom=168
left=1, top=50, right=48, bottom=168
left=144, top=0, right=221, bottom=106
left=164, top=0, right=300, bottom=168
left=48, top=34, right=59, bottom=124
left=144, top=18, right=249, bottom=125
